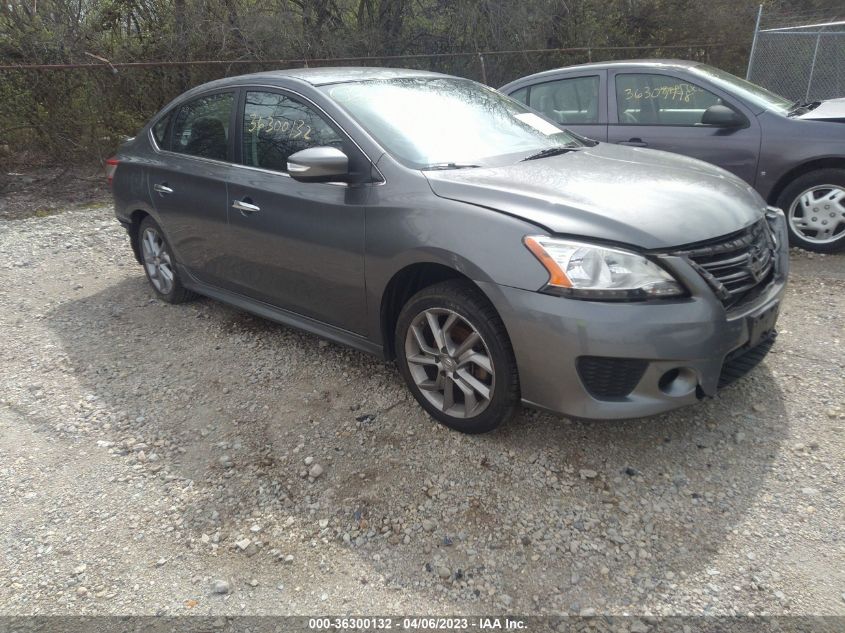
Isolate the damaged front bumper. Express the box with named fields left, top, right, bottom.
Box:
left=480, top=210, right=789, bottom=420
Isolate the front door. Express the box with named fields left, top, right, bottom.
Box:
left=607, top=71, right=761, bottom=185
left=224, top=89, right=369, bottom=336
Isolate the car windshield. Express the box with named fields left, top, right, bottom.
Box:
left=690, top=64, right=793, bottom=114
left=321, top=77, right=581, bottom=169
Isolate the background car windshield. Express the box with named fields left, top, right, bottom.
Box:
left=690, top=64, right=793, bottom=113
left=323, top=78, right=579, bottom=168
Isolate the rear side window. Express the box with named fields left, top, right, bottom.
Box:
left=509, top=87, right=528, bottom=105
left=152, top=112, right=172, bottom=149
left=172, top=92, right=234, bottom=160
left=242, top=91, right=343, bottom=173
left=528, top=75, right=600, bottom=125
left=615, top=74, right=722, bottom=125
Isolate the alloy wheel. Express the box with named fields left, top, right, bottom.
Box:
left=788, top=185, right=845, bottom=245
left=141, top=227, right=175, bottom=294
left=404, top=308, right=495, bottom=418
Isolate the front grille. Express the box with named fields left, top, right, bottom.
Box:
left=676, top=219, right=776, bottom=309
left=576, top=356, right=648, bottom=400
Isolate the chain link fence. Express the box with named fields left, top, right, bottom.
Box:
left=1, top=43, right=741, bottom=169
left=747, top=8, right=845, bottom=103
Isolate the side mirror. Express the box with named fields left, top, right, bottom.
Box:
left=287, top=147, right=349, bottom=183
left=701, top=104, right=745, bottom=128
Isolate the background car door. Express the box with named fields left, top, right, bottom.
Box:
left=146, top=90, right=236, bottom=286
left=224, top=89, right=369, bottom=335
left=509, top=71, right=607, bottom=141
left=607, top=71, right=761, bottom=184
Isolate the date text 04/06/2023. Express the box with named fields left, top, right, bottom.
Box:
left=307, top=617, right=527, bottom=630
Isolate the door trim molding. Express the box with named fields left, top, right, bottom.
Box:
left=177, top=264, right=385, bottom=358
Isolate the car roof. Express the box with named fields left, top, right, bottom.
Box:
left=152, top=66, right=470, bottom=120
left=251, top=66, right=451, bottom=85
left=181, top=66, right=451, bottom=96
left=502, top=59, right=704, bottom=87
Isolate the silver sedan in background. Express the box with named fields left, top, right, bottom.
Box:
left=501, top=60, right=845, bottom=252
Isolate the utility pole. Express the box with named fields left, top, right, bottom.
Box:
left=746, top=4, right=763, bottom=80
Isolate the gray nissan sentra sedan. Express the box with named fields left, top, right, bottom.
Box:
left=108, top=67, right=789, bottom=434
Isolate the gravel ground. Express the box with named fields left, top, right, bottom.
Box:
left=0, top=205, right=843, bottom=617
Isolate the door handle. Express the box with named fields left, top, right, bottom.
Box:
left=232, top=199, right=260, bottom=214
left=153, top=183, right=174, bottom=194
left=619, top=138, right=648, bottom=147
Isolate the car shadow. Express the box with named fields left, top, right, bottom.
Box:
left=44, top=275, right=790, bottom=613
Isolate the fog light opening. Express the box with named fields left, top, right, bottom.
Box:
left=658, top=367, right=697, bottom=397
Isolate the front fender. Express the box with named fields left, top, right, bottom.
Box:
left=364, top=194, right=548, bottom=344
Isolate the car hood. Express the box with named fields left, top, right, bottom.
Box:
left=423, top=142, right=765, bottom=249
left=797, top=97, right=845, bottom=121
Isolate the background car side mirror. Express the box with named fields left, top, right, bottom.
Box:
left=288, top=147, right=350, bottom=183
left=701, top=104, right=745, bottom=128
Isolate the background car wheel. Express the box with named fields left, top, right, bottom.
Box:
left=395, top=280, right=520, bottom=434
left=777, top=168, right=845, bottom=253
left=138, top=216, right=196, bottom=304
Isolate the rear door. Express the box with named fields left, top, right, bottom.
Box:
left=509, top=71, right=607, bottom=141
left=607, top=71, right=761, bottom=184
left=146, top=90, right=237, bottom=286
left=223, top=88, right=370, bottom=335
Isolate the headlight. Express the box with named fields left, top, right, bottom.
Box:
left=524, top=236, right=684, bottom=300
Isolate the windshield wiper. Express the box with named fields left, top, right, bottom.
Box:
left=422, top=162, right=482, bottom=170
left=520, top=145, right=579, bottom=162
left=787, top=100, right=821, bottom=116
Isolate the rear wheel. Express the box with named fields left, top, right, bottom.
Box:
left=395, top=280, right=519, bottom=434
left=138, top=216, right=196, bottom=304
left=777, top=168, right=845, bottom=252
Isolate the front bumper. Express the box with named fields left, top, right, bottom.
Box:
left=479, top=212, right=789, bottom=420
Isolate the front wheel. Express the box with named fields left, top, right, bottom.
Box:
left=395, top=280, right=520, bottom=434
left=777, top=168, right=845, bottom=252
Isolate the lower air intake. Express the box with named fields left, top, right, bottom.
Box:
left=576, top=356, right=648, bottom=400
left=718, top=333, right=777, bottom=389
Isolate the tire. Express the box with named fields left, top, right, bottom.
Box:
left=138, top=216, right=196, bottom=304
left=394, top=280, right=520, bottom=434
left=776, top=168, right=845, bottom=253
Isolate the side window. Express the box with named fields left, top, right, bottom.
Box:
left=509, top=87, right=528, bottom=105
left=615, top=74, right=722, bottom=126
left=172, top=92, right=234, bottom=160
left=242, top=91, right=343, bottom=173
left=528, top=76, right=600, bottom=124
left=152, top=112, right=172, bottom=150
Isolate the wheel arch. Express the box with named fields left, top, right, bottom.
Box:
left=767, top=156, right=845, bottom=206
left=127, top=209, right=152, bottom=264
left=379, top=262, right=498, bottom=360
